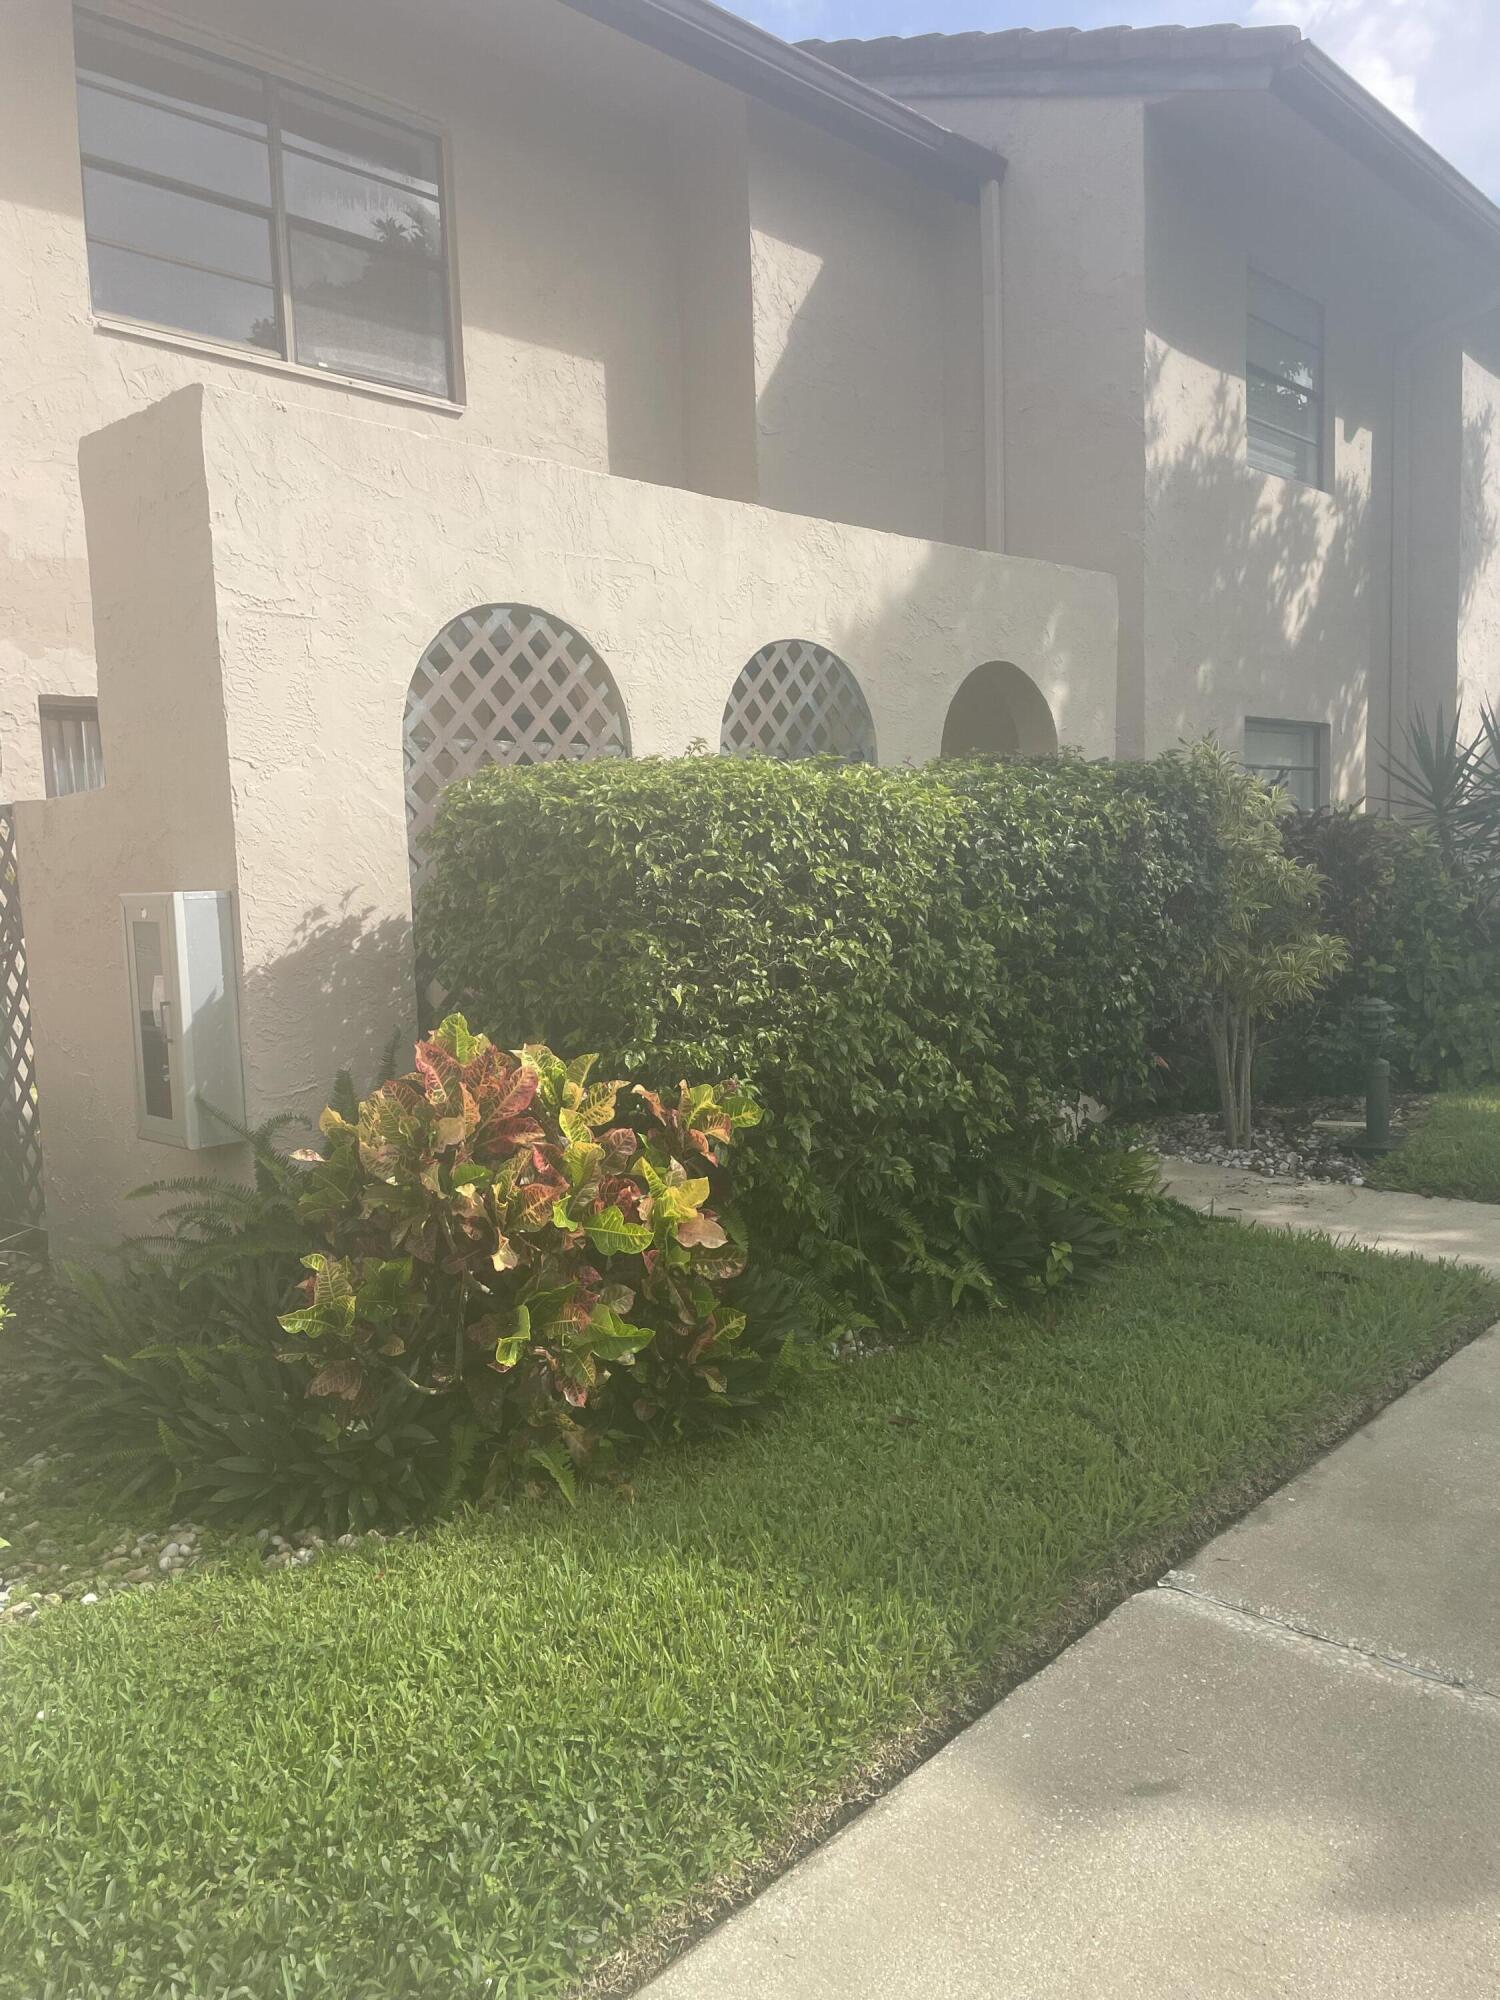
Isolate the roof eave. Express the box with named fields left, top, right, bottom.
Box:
left=798, top=29, right=1500, bottom=259
left=552, top=0, right=1005, bottom=198
left=1272, top=45, right=1500, bottom=263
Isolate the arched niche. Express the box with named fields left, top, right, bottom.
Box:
left=940, top=661, right=1058, bottom=759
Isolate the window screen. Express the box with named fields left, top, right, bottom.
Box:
left=1247, top=272, right=1323, bottom=487
left=1244, top=718, right=1324, bottom=811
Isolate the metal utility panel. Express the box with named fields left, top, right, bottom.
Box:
left=121, top=891, right=246, bottom=1149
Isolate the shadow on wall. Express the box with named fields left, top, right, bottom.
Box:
left=942, top=663, right=1060, bottom=757
left=747, top=114, right=970, bottom=544
left=1145, top=351, right=1372, bottom=799
left=395, top=572, right=1090, bottom=802
left=811, top=548, right=1091, bottom=762
left=1460, top=401, right=1499, bottom=629
left=236, top=902, right=417, bottom=1134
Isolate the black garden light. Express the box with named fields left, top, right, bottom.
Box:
left=1352, top=997, right=1397, bottom=1154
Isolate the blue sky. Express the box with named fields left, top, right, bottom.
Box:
left=740, top=0, right=1500, bottom=202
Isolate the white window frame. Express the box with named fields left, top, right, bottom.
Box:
left=1244, top=717, right=1327, bottom=811
left=73, top=6, right=464, bottom=408
left=1246, top=270, right=1325, bottom=490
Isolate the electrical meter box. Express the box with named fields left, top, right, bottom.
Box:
left=121, top=892, right=246, bottom=1149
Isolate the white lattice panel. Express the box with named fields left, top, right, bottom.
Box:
left=720, top=640, right=876, bottom=762
left=0, top=807, right=44, bottom=1231
left=404, top=604, right=629, bottom=878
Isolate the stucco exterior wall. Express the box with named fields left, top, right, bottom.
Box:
left=1458, top=325, right=1500, bottom=733
left=13, top=391, right=245, bottom=1247
left=863, top=72, right=1500, bottom=793
left=746, top=105, right=986, bottom=547
left=0, top=0, right=988, bottom=802
left=1141, top=107, right=1398, bottom=801
left=902, top=96, right=1150, bottom=753
left=21, top=385, right=1116, bottom=1252
left=1403, top=335, right=1464, bottom=772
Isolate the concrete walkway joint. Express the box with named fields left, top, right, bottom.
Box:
left=642, top=1187, right=1500, bottom=2000
left=1156, top=1571, right=1500, bottom=1707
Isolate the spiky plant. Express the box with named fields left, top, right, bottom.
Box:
left=1384, top=703, right=1500, bottom=881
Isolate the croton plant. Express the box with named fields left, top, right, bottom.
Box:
left=279, top=1015, right=760, bottom=1492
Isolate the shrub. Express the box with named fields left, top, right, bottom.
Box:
left=1178, top=745, right=1346, bottom=1144
left=280, top=1016, right=764, bottom=1492
left=419, top=752, right=1227, bottom=1311
left=1270, top=809, right=1500, bottom=1092
left=8, top=1021, right=768, bottom=1529
left=939, top=754, right=1230, bottom=1107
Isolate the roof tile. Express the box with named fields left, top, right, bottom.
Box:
left=801, top=23, right=1304, bottom=78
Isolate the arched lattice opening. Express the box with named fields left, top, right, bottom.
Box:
left=404, top=603, right=629, bottom=879
left=720, top=639, right=876, bottom=762
left=940, top=661, right=1058, bottom=758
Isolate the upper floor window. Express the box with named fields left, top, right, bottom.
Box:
left=40, top=697, right=106, bottom=798
left=73, top=11, right=454, bottom=400
left=1244, top=717, right=1325, bottom=811
left=1247, top=272, right=1323, bottom=487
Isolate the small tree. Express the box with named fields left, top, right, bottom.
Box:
left=1189, top=743, right=1347, bottom=1147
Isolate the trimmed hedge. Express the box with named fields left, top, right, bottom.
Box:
left=420, top=753, right=1228, bottom=1304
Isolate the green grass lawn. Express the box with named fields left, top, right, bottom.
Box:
left=1, top=1213, right=1495, bottom=2000
left=1368, top=1087, right=1500, bottom=1203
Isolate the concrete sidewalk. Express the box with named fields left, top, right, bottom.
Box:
left=1162, top=1157, right=1500, bottom=1276
left=642, top=1323, right=1500, bottom=1999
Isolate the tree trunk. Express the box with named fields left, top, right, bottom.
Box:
left=1207, top=995, right=1255, bottom=1149
left=1208, top=996, right=1240, bottom=1148
left=1234, top=1015, right=1255, bottom=1150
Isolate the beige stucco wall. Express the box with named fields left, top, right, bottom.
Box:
left=746, top=104, right=985, bottom=547
left=0, top=0, right=988, bottom=803
left=1141, top=105, right=1397, bottom=801
left=1402, top=334, right=1465, bottom=777
left=868, top=74, right=1500, bottom=798
left=12, top=391, right=242, bottom=1247
left=20, top=384, right=1115, bottom=1252
left=901, top=95, right=1150, bottom=753
left=1458, top=325, right=1500, bottom=734
left=1387, top=322, right=1500, bottom=798
left=911, top=88, right=1396, bottom=798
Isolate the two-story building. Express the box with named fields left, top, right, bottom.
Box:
left=807, top=22, right=1500, bottom=808
left=3, top=2, right=1500, bottom=1247
left=2, top=0, right=1119, bottom=1246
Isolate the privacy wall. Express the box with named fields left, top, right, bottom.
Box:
left=16, top=386, right=1116, bottom=1251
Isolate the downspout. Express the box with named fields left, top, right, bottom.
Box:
left=1386, top=283, right=1500, bottom=811
left=1386, top=342, right=1411, bottom=814
left=980, top=175, right=1006, bottom=553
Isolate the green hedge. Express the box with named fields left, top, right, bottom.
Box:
left=1268, top=809, right=1500, bottom=1092
left=420, top=753, right=1228, bottom=1305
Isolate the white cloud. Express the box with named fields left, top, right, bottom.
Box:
left=747, top=0, right=1500, bottom=202
left=1247, top=0, right=1463, bottom=133
left=743, top=0, right=831, bottom=37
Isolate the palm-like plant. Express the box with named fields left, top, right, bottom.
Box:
left=1384, top=704, right=1500, bottom=879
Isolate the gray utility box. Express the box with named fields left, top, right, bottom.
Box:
left=121, top=891, right=246, bottom=1149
